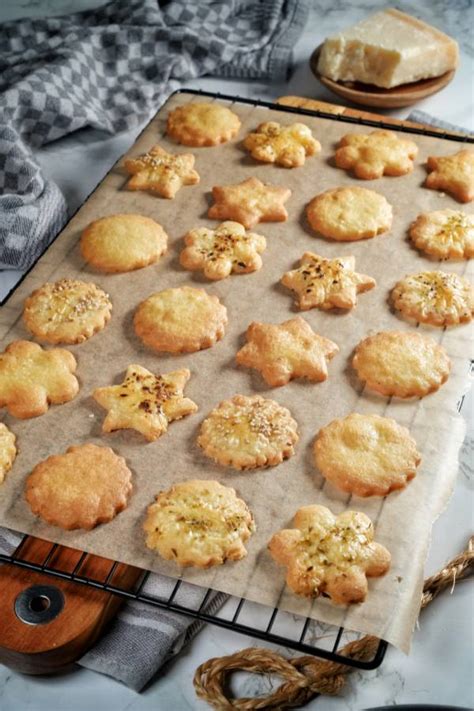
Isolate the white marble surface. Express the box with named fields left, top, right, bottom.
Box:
left=0, top=1, right=473, bottom=709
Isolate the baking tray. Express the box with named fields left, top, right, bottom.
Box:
left=0, top=89, right=472, bottom=663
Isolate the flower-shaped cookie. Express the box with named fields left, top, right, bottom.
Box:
left=425, top=149, right=474, bottom=203
left=144, top=479, right=255, bottom=567
left=93, top=366, right=198, bottom=442
left=0, top=340, right=78, bottom=419
left=180, top=221, right=266, bottom=280
left=236, top=317, right=339, bottom=387
left=208, top=177, right=291, bottom=229
left=281, top=252, right=376, bottom=311
left=124, top=145, right=199, bottom=199
left=243, top=121, right=321, bottom=168
left=335, top=129, right=418, bottom=179
left=0, top=423, right=16, bottom=484
left=268, top=505, right=391, bottom=604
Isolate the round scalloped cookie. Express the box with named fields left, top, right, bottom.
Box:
left=81, top=214, right=168, bottom=273
left=352, top=330, right=451, bottom=398
left=167, top=102, right=241, bottom=147
left=391, top=271, right=474, bottom=326
left=306, top=186, right=393, bottom=241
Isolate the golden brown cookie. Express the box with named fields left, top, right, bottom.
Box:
left=306, top=187, right=393, bottom=241
left=313, top=413, right=421, bottom=497
left=81, top=214, right=168, bottom=273
left=0, top=422, right=16, bottom=484
left=179, top=221, right=266, bottom=280
left=268, top=505, right=391, bottom=604
left=134, top=286, right=227, bottom=353
left=124, top=145, right=199, bottom=198
left=143, top=479, right=255, bottom=567
left=243, top=121, right=321, bottom=168
left=0, top=340, right=78, bottom=419
left=197, top=394, right=298, bottom=470
left=236, top=317, right=339, bottom=387
left=23, top=279, right=112, bottom=344
left=392, top=270, right=474, bottom=326
left=335, top=129, right=418, bottom=179
left=208, top=177, right=291, bottom=229
left=425, top=149, right=474, bottom=203
left=167, top=102, right=241, bottom=147
left=25, top=444, right=132, bottom=530
left=93, top=365, right=198, bottom=442
left=353, top=330, right=451, bottom=398
left=281, top=252, right=376, bottom=311
left=409, top=209, right=474, bottom=260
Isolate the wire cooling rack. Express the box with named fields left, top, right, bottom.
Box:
left=1, top=90, right=472, bottom=670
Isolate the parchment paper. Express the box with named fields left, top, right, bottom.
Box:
left=0, top=92, right=471, bottom=653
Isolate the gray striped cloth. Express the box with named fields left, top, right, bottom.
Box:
left=0, top=0, right=311, bottom=691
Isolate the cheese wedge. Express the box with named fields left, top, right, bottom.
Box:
left=317, top=9, right=459, bottom=89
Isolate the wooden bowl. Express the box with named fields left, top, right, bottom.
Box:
left=310, top=45, right=455, bottom=109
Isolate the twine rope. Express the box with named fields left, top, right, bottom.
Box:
left=194, top=536, right=474, bottom=710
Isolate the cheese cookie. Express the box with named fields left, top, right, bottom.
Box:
left=124, top=145, right=199, bottom=199
left=0, top=340, right=78, bottom=419
left=197, top=394, right=298, bottom=470
left=425, top=149, right=474, bottom=203
left=268, top=505, right=391, bottom=604
left=243, top=121, right=321, bottom=168
left=313, top=413, right=421, bottom=497
left=25, top=444, right=133, bottom=530
left=0, top=423, right=16, bottom=484
left=335, top=129, right=418, bottom=179
left=208, top=177, right=291, bottom=229
left=306, top=187, right=393, bottom=241
left=167, top=102, right=241, bottom=147
left=93, top=366, right=198, bottom=442
left=236, top=317, right=339, bottom=387
left=81, top=214, right=168, bottom=273
left=392, top=271, right=474, bottom=326
left=143, top=479, right=255, bottom=567
left=23, top=279, right=112, bottom=344
left=353, top=331, right=451, bottom=398
left=281, top=252, right=376, bottom=311
left=180, top=221, right=266, bottom=280
left=409, top=209, right=474, bottom=260
left=134, top=286, right=227, bottom=353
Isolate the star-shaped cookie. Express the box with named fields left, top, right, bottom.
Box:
left=335, top=129, right=418, bottom=179
left=208, top=177, right=291, bottom=229
left=243, top=121, right=321, bottom=168
left=124, top=145, right=200, bottom=199
left=180, top=221, right=266, bottom=280
left=0, top=340, right=78, bottom=419
left=236, top=317, right=339, bottom=387
left=93, top=365, right=198, bottom=442
left=425, top=149, right=474, bottom=203
left=281, top=252, right=376, bottom=311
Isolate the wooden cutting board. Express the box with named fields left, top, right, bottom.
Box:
left=0, top=95, right=459, bottom=676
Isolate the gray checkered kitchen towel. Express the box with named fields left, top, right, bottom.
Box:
left=0, top=0, right=310, bottom=692
left=0, top=0, right=310, bottom=270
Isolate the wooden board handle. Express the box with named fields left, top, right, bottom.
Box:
left=0, top=536, right=142, bottom=674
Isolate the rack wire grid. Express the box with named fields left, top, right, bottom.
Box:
left=0, top=90, right=472, bottom=670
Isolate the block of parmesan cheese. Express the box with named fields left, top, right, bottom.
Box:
left=317, top=9, right=459, bottom=89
